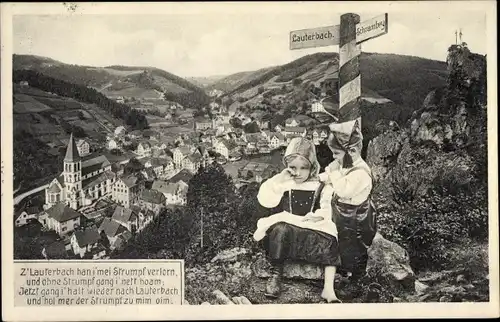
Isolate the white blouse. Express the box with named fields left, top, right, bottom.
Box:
left=322, top=158, right=373, bottom=206
left=254, top=176, right=338, bottom=240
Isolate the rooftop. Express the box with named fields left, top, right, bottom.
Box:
left=81, top=155, right=111, bottom=177
left=168, top=169, right=193, bottom=184
left=141, top=189, right=166, bottom=204
left=45, top=202, right=82, bottom=223
left=64, top=133, right=81, bottom=162
left=73, top=227, right=101, bottom=248
left=112, top=206, right=138, bottom=223
left=99, top=217, right=127, bottom=238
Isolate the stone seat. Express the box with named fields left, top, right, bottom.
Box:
left=252, top=256, right=324, bottom=280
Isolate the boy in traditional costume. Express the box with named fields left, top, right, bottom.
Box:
left=253, top=137, right=341, bottom=303
left=320, top=119, right=378, bottom=285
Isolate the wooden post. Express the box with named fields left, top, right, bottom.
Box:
left=339, top=13, right=362, bottom=124
left=200, top=206, right=204, bottom=248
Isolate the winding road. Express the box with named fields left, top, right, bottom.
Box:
left=14, top=184, right=48, bottom=206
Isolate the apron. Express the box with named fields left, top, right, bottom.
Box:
left=259, top=182, right=341, bottom=266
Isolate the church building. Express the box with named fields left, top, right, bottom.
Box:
left=45, top=133, right=116, bottom=210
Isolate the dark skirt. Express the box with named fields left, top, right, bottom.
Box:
left=261, top=222, right=341, bottom=266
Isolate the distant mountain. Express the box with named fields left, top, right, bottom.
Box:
left=186, top=75, right=228, bottom=88
left=13, top=54, right=210, bottom=109
left=209, top=52, right=448, bottom=119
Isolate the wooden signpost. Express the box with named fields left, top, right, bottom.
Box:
left=290, top=13, right=388, bottom=126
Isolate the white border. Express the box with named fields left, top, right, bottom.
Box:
left=2, top=1, right=498, bottom=320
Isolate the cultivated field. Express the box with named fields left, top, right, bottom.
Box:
left=13, top=94, right=52, bottom=113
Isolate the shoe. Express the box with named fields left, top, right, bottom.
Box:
left=265, top=273, right=282, bottom=298
left=265, top=263, right=283, bottom=298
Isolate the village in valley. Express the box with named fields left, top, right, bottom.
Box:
left=13, top=77, right=337, bottom=260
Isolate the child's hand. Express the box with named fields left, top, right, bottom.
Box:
left=274, top=168, right=297, bottom=185
left=302, top=212, right=324, bottom=223
left=325, top=160, right=341, bottom=174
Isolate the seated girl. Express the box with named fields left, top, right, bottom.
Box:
left=253, top=137, right=341, bottom=303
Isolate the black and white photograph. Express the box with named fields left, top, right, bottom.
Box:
left=2, top=1, right=498, bottom=319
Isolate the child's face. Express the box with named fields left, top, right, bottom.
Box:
left=329, top=147, right=345, bottom=161
left=287, top=156, right=312, bottom=184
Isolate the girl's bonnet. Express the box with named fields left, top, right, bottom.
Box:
left=283, top=137, right=320, bottom=178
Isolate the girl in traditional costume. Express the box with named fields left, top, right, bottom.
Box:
left=253, top=137, right=341, bottom=303
left=320, top=119, right=378, bottom=284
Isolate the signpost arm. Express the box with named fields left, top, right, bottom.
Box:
left=339, top=13, right=362, bottom=125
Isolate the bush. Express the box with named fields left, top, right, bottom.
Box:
left=389, top=163, right=428, bottom=204
left=379, top=187, right=488, bottom=272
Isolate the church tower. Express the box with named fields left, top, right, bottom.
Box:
left=63, top=133, right=82, bottom=209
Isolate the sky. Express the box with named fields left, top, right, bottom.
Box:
left=12, top=3, right=488, bottom=78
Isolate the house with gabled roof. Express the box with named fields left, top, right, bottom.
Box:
left=70, top=227, right=105, bottom=259
left=76, top=139, right=90, bottom=157
left=182, top=153, right=203, bottom=174
left=111, top=174, right=144, bottom=208
left=152, top=180, right=189, bottom=206
left=172, top=145, right=195, bottom=168
left=310, top=128, right=329, bottom=145
left=194, top=116, right=213, bottom=131
left=214, top=138, right=239, bottom=159
left=14, top=206, right=42, bottom=227
left=268, top=132, right=285, bottom=149
left=283, top=126, right=307, bottom=137
left=136, top=141, right=152, bottom=157
left=132, top=205, right=155, bottom=231
left=139, top=189, right=166, bottom=214
left=38, top=202, right=82, bottom=236
left=98, top=217, right=130, bottom=250
left=112, top=205, right=140, bottom=233
left=167, top=169, right=193, bottom=186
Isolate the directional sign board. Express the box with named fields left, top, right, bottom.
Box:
left=290, top=25, right=340, bottom=50
left=289, top=13, right=388, bottom=49
left=356, top=13, right=388, bottom=44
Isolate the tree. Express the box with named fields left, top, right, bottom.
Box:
left=244, top=122, right=260, bottom=133
left=258, top=86, right=265, bottom=94
left=229, top=117, right=242, bottom=128
left=124, top=158, right=144, bottom=174
left=225, top=96, right=235, bottom=106
left=293, top=78, right=303, bottom=86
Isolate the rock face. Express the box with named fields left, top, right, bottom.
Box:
left=211, top=247, right=249, bottom=263
left=252, top=232, right=415, bottom=292
left=409, top=45, right=486, bottom=150
left=251, top=255, right=324, bottom=280
left=366, top=129, right=408, bottom=183
left=366, top=233, right=415, bottom=294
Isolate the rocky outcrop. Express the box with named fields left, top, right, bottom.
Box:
left=211, top=247, right=250, bottom=263
left=185, top=240, right=488, bottom=304
left=366, top=129, right=408, bottom=183
left=366, top=233, right=415, bottom=295
left=408, top=45, right=486, bottom=150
